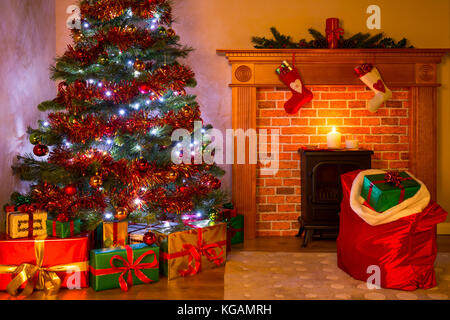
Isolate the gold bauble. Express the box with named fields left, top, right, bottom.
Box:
left=166, top=171, right=179, bottom=182
left=73, top=31, right=83, bottom=43
left=134, top=59, right=146, bottom=71
left=89, top=174, right=103, bottom=188
left=180, top=105, right=194, bottom=118
left=98, top=56, right=109, bottom=65
left=167, top=29, right=176, bottom=37
left=114, top=207, right=128, bottom=220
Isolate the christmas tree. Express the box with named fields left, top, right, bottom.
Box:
left=10, top=0, right=225, bottom=229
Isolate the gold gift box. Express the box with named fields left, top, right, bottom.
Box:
left=153, top=220, right=227, bottom=280
left=103, top=220, right=128, bottom=248
left=6, top=211, right=47, bottom=239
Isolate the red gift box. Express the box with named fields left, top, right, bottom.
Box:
left=0, top=233, right=89, bottom=296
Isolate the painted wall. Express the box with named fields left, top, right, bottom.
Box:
left=0, top=0, right=56, bottom=232
left=54, top=0, right=450, bottom=222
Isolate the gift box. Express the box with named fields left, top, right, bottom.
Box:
left=154, top=220, right=227, bottom=280
left=0, top=233, right=89, bottom=296
left=46, top=219, right=81, bottom=239
left=128, top=223, right=151, bottom=244
left=103, top=220, right=128, bottom=248
left=90, top=243, right=159, bottom=292
left=360, top=171, right=420, bottom=212
left=220, top=204, right=244, bottom=252
left=6, top=210, right=47, bottom=239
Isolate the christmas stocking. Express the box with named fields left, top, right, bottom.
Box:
left=277, top=61, right=313, bottom=114
left=354, top=63, right=392, bottom=113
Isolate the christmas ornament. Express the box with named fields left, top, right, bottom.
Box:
left=143, top=231, right=157, bottom=245
left=114, top=207, right=128, bottom=220
left=276, top=59, right=313, bottom=114
left=325, top=18, right=344, bottom=49
left=63, top=184, right=77, bottom=196
left=29, top=133, right=41, bottom=145
left=208, top=208, right=220, bottom=222
left=210, top=178, right=222, bottom=190
left=136, top=158, right=149, bottom=172
left=33, top=144, right=49, bottom=157
left=354, top=63, right=392, bottom=113
left=98, top=55, right=109, bottom=65
left=134, top=59, right=146, bottom=71
left=89, top=174, right=103, bottom=188
left=166, top=171, right=179, bottom=182
left=167, top=28, right=176, bottom=37
left=180, top=105, right=194, bottom=118
left=73, top=31, right=83, bottom=43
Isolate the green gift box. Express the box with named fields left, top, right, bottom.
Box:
left=229, top=215, right=244, bottom=245
left=46, top=219, right=81, bottom=238
left=90, top=243, right=159, bottom=292
left=361, top=171, right=420, bottom=212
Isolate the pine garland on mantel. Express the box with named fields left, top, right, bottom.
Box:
left=252, top=27, right=413, bottom=49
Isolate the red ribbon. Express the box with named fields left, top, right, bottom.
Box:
left=160, top=227, right=227, bottom=277
left=366, top=172, right=414, bottom=209
left=17, top=204, right=38, bottom=238
left=89, top=245, right=158, bottom=292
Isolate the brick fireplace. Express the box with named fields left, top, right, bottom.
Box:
left=255, top=85, right=410, bottom=236
left=218, top=48, right=449, bottom=239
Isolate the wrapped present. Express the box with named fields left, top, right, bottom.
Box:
left=221, top=204, right=244, bottom=251
left=103, top=220, right=128, bottom=248
left=90, top=243, right=159, bottom=292
left=0, top=233, right=89, bottom=296
left=6, top=209, right=47, bottom=239
left=46, top=219, right=81, bottom=239
left=361, top=171, right=420, bottom=212
left=128, top=224, right=151, bottom=244
left=154, top=220, right=227, bottom=280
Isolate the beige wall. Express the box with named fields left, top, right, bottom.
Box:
left=0, top=0, right=56, bottom=232
left=54, top=1, right=450, bottom=222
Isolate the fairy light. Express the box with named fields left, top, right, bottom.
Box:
left=201, top=129, right=206, bottom=134
left=132, top=103, right=140, bottom=110
left=43, top=121, right=50, bottom=127
left=106, top=139, right=113, bottom=145
left=151, top=129, right=158, bottom=135
left=83, top=22, right=90, bottom=28
left=104, top=212, right=113, bottom=220
left=88, top=79, right=95, bottom=84
left=134, top=71, right=141, bottom=78
left=119, top=109, right=126, bottom=116
left=134, top=198, right=142, bottom=206
left=97, top=82, right=103, bottom=88
left=105, top=90, right=112, bottom=97
left=127, top=60, right=134, bottom=66
left=135, top=145, right=142, bottom=151
left=159, top=97, right=165, bottom=102
left=196, top=212, right=202, bottom=218
left=146, top=99, right=151, bottom=105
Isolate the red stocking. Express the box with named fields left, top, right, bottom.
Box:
left=276, top=59, right=313, bottom=114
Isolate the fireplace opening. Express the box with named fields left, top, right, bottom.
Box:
left=299, top=149, right=373, bottom=247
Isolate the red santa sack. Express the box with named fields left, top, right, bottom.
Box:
left=337, top=170, right=448, bottom=291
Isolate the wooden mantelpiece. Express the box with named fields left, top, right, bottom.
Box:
left=217, top=49, right=449, bottom=240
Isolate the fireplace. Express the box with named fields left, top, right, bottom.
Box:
left=218, top=48, right=449, bottom=240
left=298, top=149, right=373, bottom=247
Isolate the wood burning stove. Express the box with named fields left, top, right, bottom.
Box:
left=297, top=149, right=373, bottom=247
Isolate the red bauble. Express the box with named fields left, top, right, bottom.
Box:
left=64, top=184, right=77, bottom=196
left=137, top=158, right=149, bottom=172
left=33, top=144, right=49, bottom=157
left=143, top=232, right=157, bottom=246
left=138, top=84, right=151, bottom=94
left=210, top=178, right=221, bottom=190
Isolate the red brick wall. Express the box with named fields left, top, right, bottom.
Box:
left=256, top=86, right=410, bottom=236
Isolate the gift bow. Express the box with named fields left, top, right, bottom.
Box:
left=384, top=171, right=403, bottom=188
left=109, top=245, right=159, bottom=292
left=1, top=239, right=88, bottom=297
left=179, top=228, right=225, bottom=277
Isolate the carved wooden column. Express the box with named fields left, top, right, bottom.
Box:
left=410, top=64, right=439, bottom=200
left=231, top=64, right=257, bottom=239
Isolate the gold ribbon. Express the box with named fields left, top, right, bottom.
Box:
left=0, top=239, right=88, bottom=297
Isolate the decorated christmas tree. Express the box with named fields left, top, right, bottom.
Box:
left=10, top=0, right=225, bottom=230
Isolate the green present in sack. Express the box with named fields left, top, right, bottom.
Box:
left=361, top=171, right=420, bottom=212
left=90, top=243, right=159, bottom=291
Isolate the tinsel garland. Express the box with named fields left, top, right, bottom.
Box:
left=48, top=104, right=200, bottom=143
left=80, top=0, right=171, bottom=23
left=55, top=64, right=194, bottom=110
